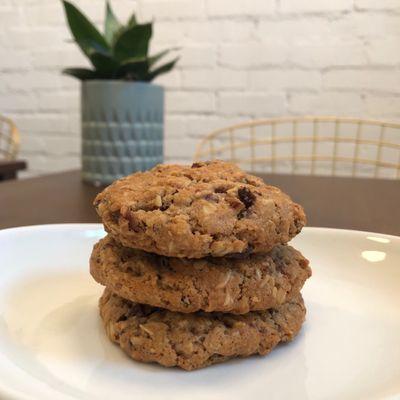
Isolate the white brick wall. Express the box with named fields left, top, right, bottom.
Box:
left=0, top=0, right=399, bottom=177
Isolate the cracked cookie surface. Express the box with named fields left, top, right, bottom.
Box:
left=94, top=161, right=306, bottom=258
left=99, top=289, right=306, bottom=371
left=91, top=235, right=311, bottom=314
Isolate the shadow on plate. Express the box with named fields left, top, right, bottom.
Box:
left=1, top=271, right=309, bottom=399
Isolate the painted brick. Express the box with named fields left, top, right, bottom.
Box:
left=0, top=8, right=23, bottom=29
left=109, top=0, right=139, bottom=21
left=26, top=3, right=66, bottom=26
left=0, top=50, right=31, bottom=71
left=334, top=14, right=400, bottom=38
left=165, top=114, right=223, bottom=139
left=289, top=42, right=367, bottom=68
left=217, top=69, right=248, bottom=89
left=183, top=115, right=249, bottom=138
left=14, top=114, right=71, bottom=133
left=19, top=134, right=81, bottom=156
left=167, top=91, right=215, bottom=113
left=181, top=69, right=218, bottom=89
left=366, top=38, right=400, bottom=66
left=324, top=70, right=400, bottom=93
left=32, top=49, right=88, bottom=69
left=153, top=69, right=181, bottom=89
left=289, top=92, right=364, bottom=115
left=280, top=0, right=353, bottom=13
left=140, top=0, right=205, bottom=20
left=220, top=42, right=288, bottom=68
left=365, top=95, right=400, bottom=117
left=182, top=69, right=247, bottom=90
left=219, top=92, right=287, bottom=116
left=180, top=45, right=217, bottom=67
left=152, top=22, right=187, bottom=44
left=164, top=137, right=198, bottom=158
left=355, top=0, right=400, bottom=10
left=206, top=0, right=275, bottom=17
left=257, top=18, right=332, bottom=41
left=164, top=115, right=188, bottom=138
left=0, top=93, right=37, bottom=112
left=249, top=70, right=321, bottom=91
left=37, top=91, right=79, bottom=111
left=23, top=154, right=80, bottom=173
left=184, top=20, right=255, bottom=43
left=0, top=78, right=7, bottom=94
left=0, top=27, right=68, bottom=50
left=0, top=29, right=31, bottom=48
left=6, top=71, right=61, bottom=91
left=30, top=28, right=67, bottom=47
left=59, top=75, right=80, bottom=90
left=19, top=134, right=45, bottom=154
left=68, top=114, right=81, bottom=134
left=41, top=136, right=81, bottom=155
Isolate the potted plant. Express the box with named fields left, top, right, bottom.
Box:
left=62, top=1, right=178, bottom=185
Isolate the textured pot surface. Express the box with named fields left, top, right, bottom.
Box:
left=81, top=81, right=164, bottom=185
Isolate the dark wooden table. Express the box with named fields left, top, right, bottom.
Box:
left=0, top=160, right=27, bottom=181
left=0, top=170, right=399, bottom=235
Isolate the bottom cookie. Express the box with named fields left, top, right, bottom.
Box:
left=99, top=289, right=306, bottom=371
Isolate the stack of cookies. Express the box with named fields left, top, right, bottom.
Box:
left=90, top=161, right=311, bottom=371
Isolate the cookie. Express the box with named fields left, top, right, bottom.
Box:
left=99, top=289, right=306, bottom=371
left=94, top=161, right=306, bottom=258
left=90, top=235, right=311, bottom=314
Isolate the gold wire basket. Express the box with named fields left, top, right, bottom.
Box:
left=0, top=115, right=20, bottom=160
left=194, top=116, right=400, bottom=179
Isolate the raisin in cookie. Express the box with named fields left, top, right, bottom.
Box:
left=94, top=161, right=306, bottom=258
left=99, top=289, right=306, bottom=371
left=91, top=235, right=311, bottom=314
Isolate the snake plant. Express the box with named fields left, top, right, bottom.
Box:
left=61, top=0, right=178, bottom=81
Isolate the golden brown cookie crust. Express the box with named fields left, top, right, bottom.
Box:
left=99, top=289, right=306, bottom=371
left=94, top=161, right=306, bottom=258
left=91, top=235, right=311, bottom=314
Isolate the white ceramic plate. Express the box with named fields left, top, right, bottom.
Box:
left=0, top=224, right=399, bottom=400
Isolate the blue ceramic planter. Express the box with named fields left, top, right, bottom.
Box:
left=81, top=81, right=164, bottom=185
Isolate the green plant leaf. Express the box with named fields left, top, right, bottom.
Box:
left=116, top=58, right=150, bottom=80
left=127, top=14, right=137, bottom=27
left=62, top=0, right=110, bottom=58
left=79, top=38, right=111, bottom=56
left=148, top=49, right=170, bottom=67
left=108, top=13, right=138, bottom=47
left=62, top=67, right=98, bottom=80
left=104, top=1, right=121, bottom=45
left=146, top=57, right=179, bottom=81
left=150, top=47, right=179, bottom=63
left=62, top=2, right=178, bottom=81
left=119, top=56, right=148, bottom=67
left=113, top=23, right=152, bottom=62
left=88, top=51, right=119, bottom=75
left=148, top=47, right=179, bottom=68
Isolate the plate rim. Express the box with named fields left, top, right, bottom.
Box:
left=0, top=223, right=399, bottom=400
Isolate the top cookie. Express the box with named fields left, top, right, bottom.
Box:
left=94, top=161, right=306, bottom=258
